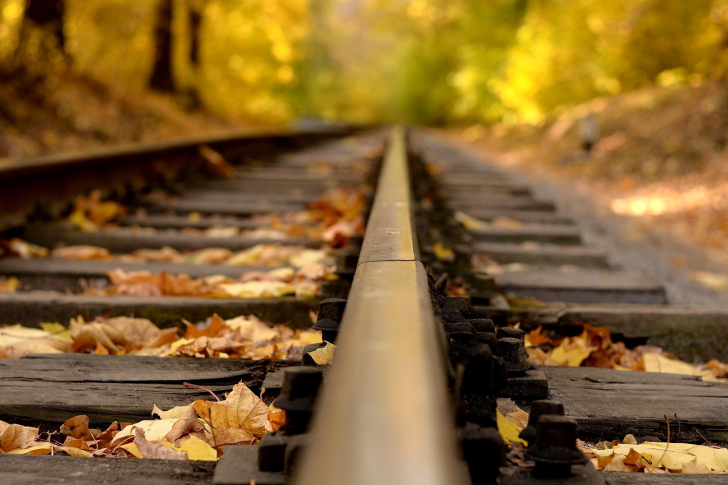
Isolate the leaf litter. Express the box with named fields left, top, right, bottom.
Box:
left=0, top=381, right=283, bottom=460
left=0, top=313, right=322, bottom=360
left=496, top=398, right=728, bottom=474
left=524, top=323, right=728, bottom=381
left=1, top=264, right=335, bottom=299
left=59, top=186, right=368, bottom=248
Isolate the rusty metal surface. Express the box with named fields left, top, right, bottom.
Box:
left=296, top=127, right=466, bottom=485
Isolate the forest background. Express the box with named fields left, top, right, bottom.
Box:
left=4, top=0, right=728, bottom=129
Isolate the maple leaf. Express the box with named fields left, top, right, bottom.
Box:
left=195, top=381, right=272, bottom=448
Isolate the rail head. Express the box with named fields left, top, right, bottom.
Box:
left=296, top=127, right=467, bottom=485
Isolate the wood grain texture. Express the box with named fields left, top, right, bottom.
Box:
left=544, top=366, right=728, bottom=444
left=0, top=454, right=215, bottom=485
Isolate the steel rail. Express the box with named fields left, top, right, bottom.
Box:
left=296, top=127, right=467, bottom=485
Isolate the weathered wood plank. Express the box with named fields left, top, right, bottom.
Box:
left=449, top=196, right=556, bottom=212
left=469, top=224, right=582, bottom=244
left=143, top=200, right=306, bottom=217
left=475, top=242, right=609, bottom=267
left=21, top=224, right=317, bottom=252
left=0, top=354, right=295, bottom=425
left=0, top=293, right=317, bottom=329
left=11, top=354, right=269, bottom=383
left=494, top=270, right=667, bottom=304
left=0, top=455, right=216, bottom=485
left=117, top=215, right=273, bottom=230
left=544, top=366, right=728, bottom=444
left=603, top=472, right=728, bottom=484
left=458, top=209, right=574, bottom=225
left=0, top=258, right=276, bottom=292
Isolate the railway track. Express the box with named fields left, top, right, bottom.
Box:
left=0, top=126, right=726, bottom=484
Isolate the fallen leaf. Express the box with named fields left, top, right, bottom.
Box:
left=51, top=246, right=110, bottom=260
left=496, top=410, right=527, bottom=445
left=219, top=281, right=296, bottom=298
left=169, top=435, right=217, bottom=461
left=133, top=428, right=187, bottom=460
left=308, top=342, right=336, bottom=365
left=0, top=423, right=39, bottom=452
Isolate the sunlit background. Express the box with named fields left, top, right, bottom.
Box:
left=3, top=0, right=728, bottom=125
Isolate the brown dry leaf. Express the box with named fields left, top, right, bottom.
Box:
left=0, top=276, right=20, bottom=293
left=0, top=422, right=39, bottom=452
left=524, top=326, right=552, bottom=347
left=165, top=406, right=204, bottom=442
left=184, top=314, right=227, bottom=339
left=201, top=381, right=272, bottom=446
left=60, top=415, right=94, bottom=441
left=71, top=320, right=130, bottom=353
left=624, top=448, right=646, bottom=470
left=131, top=247, right=183, bottom=263
left=51, top=245, right=111, bottom=260
left=187, top=248, right=233, bottom=265
left=133, top=428, right=187, bottom=460
left=604, top=454, right=638, bottom=472
left=0, top=339, right=69, bottom=359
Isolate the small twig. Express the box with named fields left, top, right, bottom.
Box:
left=655, top=414, right=671, bottom=467
left=692, top=426, right=713, bottom=446
left=183, top=382, right=221, bottom=402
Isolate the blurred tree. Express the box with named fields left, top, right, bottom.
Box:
left=16, top=0, right=66, bottom=59
left=149, top=0, right=174, bottom=92
left=184, top=0, right=205, bottom=108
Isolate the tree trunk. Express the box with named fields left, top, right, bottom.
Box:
left=184, top=3, right=204, bottom=109
left=188, top=7, right=202, bottom=68
left=19, top=0, right=66, bottom=52
left=149, top=0, right=175, bottom=92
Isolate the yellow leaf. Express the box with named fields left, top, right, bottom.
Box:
left=595, top=442, right=728, bottom=472
left=39, top=322, right=72, bottom=342
left=308, top=342, right=336, bottom=365
left=152, top=404, right=193, bottom=420
left=642, top=353, right=702, bottom=376
left=119, top=442, right=143, bottom=458
left=0, top=325, right=55, bottom=347
left=5, top=443, right=52, bottom=455
left=289, top=250, right=327, bottom=268
left=549, top=336, right=595, bottom=367
left=169, top=435, right=217, bottom=461
left=219, top=281, right=296, bottom=298
left=433, top=242, right=455, bottom=263
left=454, top=211, right=489, bottom=230
left=167, top=337, right=196, bottom=355
left=496, top=410, right=526, bottom=445
left=110, top=419, right=178, bottom=447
